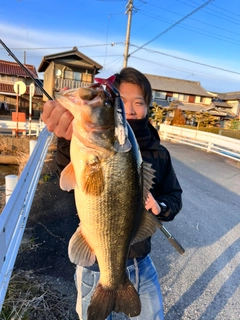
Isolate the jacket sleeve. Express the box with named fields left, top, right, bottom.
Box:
left=55, top=138, right=71, bottom=178
left=146, top=146, right=183, bottom=222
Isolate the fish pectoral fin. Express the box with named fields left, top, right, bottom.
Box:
left=82, top=158, right=104, bottom=195
left=60, top=162, right=76, bottom=191
left=87, top=278, right=141, bottom=319
left=68, top=227, right=95, bottom=266
left=143, top=161, right=156, bottom=202
left=131, top=209, right=157, bottom=245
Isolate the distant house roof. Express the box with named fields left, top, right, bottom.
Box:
left=0, top=82, right=43, bottom=96
left=0, top=59, right=38, bottom=78
left=174, top=102, right=236, bottom=117
left=174, top=102, right=206, bottom=112
left=38, top=47, right=103, bottom=73
left=201, top=105, right=227, bottom=116
left=217, top=92, right=240, bottom=101
left=144, top=74, right=213, bottom=97
left=201, top=105, right=236, bottom=118
left=212, top=100, right=233, bottom=108
left=0, top=59, right=42, bottom=96
left=152, top=99, right=170, bottom=107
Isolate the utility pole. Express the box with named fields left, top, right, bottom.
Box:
left=123, top=0, right=133, bottom=68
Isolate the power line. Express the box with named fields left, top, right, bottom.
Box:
left=138, top=3, right=240, bottom=37
left=137, top=10, right=240, bottom=46
left=0, top=43, right=124, bottom=51
left=130, top=44, right=240, bottom=76
left=177, top=0, right=240, bottom=24
left=130, top=55, right=240, bottom=84
left=128, top=0, right=214, bottom=57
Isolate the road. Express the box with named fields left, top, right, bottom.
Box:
left=151, top=141, right=240, bottom=320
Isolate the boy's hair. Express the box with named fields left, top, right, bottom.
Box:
left=114, top=67, right=152, bottom=107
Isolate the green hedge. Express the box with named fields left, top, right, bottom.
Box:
left=172, top=125, right=240, bottom=140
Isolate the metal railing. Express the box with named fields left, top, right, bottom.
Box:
left=0, top=119, right=44, bottom=137
left=0, top=127, right=53, bottom=311
left=55, top=78, right=92, bottom=90
left=159, top=124, right=240, bottom=161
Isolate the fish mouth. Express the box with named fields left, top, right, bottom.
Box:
left=84, top=121, right=112, bottom=132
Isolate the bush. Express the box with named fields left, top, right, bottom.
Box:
left=171, top=125, right=240, bottom=140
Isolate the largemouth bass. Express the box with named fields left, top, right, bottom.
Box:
left=56, top=79, right=156, bottom=320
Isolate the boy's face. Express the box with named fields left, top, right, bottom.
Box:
left=119, top=82, right=148, bottom=120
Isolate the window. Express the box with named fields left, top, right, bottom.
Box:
left=65, top=70, right=73, bottom=80
left=154, top=91, right=166, bottom=99
left=174, top=93, right=189, bottom=101
left=73, top=72, right=81, bottom=81
left=179, top=94, right=189, bottom=101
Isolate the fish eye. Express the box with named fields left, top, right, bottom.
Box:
left=104, top=100, right=112, bottom=107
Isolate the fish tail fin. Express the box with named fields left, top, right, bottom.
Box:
left=87, top=279, right=141, bottom=320
left=114, top=278, right=141, bottom=316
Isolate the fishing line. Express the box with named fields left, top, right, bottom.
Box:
left=0, top=39, right=53, bottom=100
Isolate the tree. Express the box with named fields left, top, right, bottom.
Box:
left=150, top=103, right=166, bottom=125
left=172, top=108, right=186, bottom=125
left=195, top=112, right=219, bottom=128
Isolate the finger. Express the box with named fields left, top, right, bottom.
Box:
left=55, top=111, right=73, bottom=138
left=41, top=100, right=56, bottom=122
left=46, top=103, right=68, bottom=132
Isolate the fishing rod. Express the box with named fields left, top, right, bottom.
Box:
left=149, top=211, right=185, bottom=255
left=0, top=39, right=52, bottom=100
left=1, top=39, right=185, bottom=255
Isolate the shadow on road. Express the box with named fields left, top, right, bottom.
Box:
left=152, top=143, right=240, bottom=319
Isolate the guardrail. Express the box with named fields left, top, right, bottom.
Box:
left=0, top=127, right=53, bottom=311
left=0, top=119, right=45, bottom=137
left=159, top=124, right=240, bottom=161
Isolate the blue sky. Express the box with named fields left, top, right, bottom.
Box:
left=1, top=0, right=240, bottom=93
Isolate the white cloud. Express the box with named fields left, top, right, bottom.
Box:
left=1, top=22, right=240, bottom=93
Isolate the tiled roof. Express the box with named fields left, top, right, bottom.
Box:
left=0, top=82, right=43, bottom=96
left=212, top=101, right=233, bottom=108
left=38, top=46, right=103, bottom=72
left=145, top=74, right=213, bottom=97
left=0, top=59, right=38, bottom=78
left=201, top=105, right=227, bottom=116
left=217, top=92, right=240, bottom=100
left=201, top=104, right=236, bottom=117
left=174, top=102, right=207, bottom=112
left=152, top=99, right=170, bottom=107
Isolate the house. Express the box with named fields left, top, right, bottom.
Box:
left=211, top=92, right=240, bottom=119
left=0, top=59, right=43, bottom=118
left=145, top=74, right=213, bottom=107
left=38, top=47, right=103, bottom=101
left=145, top=74, right=238, bottom=126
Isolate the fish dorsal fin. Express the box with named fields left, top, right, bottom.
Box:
left=60, top=162, right=76, bottom=191
left=131, top=209, right=157, bottom=245
left=143, top=161, right=156, bottom=202
left=82, top=157, right=104, bottom=196
left=68, top=226, right=96, bottom=266
left=131, top=162, right=157, bottom=244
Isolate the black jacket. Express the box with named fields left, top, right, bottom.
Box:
left=55, top=121, right=182, bottom=259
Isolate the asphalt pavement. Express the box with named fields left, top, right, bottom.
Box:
left=151, top=141, right=240, bottom=320
left=13, top=140, right=240, bottom=320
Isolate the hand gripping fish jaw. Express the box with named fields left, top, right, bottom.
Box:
left=95, top=76, right=132, bottom=153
